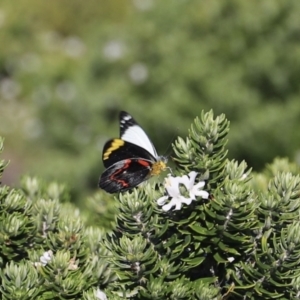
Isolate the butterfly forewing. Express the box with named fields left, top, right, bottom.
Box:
left=102, top=139, right=156, bottom=168
left=119, top=111, right=158, bottom=158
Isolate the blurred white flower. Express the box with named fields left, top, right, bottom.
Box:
left=39, top=31, right=61, bottom=52
left=32, top=85, right=52, bottom=107
left=95, top=289, right=107, bottom=300
left=23, top=118, right=43, bottom=140
left=0, top=78, right=21, bottom=100
left=63, top=36, right=86, bottom=58
left=241, top=173, right=248, bottom=180
left=157, top=171, right=209, bottom=211
left=227, top=257, right=235, bottom=263
left=128, top=63, right=148, bottom=85
left=132, top=0, right=154, bottom=11
left=55, top=80, right=76, bottom=102
left=0, top=10, right=6, bottom=28
left=103, top=40, right=125, bottom=61
left=68, top=257, right=78, bottom=270
left=40, top=250, right=53, bottom=266
left=19, top=53, right=41, bottom=73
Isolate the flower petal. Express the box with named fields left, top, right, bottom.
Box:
left=193, top=181, right=205, bottom=189
left=165, top=176, right=181, bottom=198
left=178, top=171, right=197, bottom=189
left=191, top=190, right=209, bottom=199
left=95, top=289, right=108, bottom=300
left=161, top=196, right=194, bottom=211
left=162, top=201, right=176, bottom=211
left=180, top=197, right=193, bottom=206
left=162, top=196, right=182, bottom=211
left=157, top=196, right=168, bottom=206
left=188, top=171, right=198, bottom=183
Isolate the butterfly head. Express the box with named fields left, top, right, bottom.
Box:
left=150, top=156, right=168, bottom=176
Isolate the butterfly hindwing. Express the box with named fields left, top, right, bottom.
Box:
left=99, top=159, right=152, bottom=193
left=102, top=138, right=155, bottom=168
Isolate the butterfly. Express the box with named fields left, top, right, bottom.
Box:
left=99, top=111, right=168, bottom=193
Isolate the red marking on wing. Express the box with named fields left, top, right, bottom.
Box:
left=137, top=159, right=151, bottom=167
left=109, top=159, right=131, bottom=188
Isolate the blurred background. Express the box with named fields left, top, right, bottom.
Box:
left=1, top=0, right=300, bottom=205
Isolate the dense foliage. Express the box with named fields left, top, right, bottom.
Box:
left=1, top=110, right=300, bottom=299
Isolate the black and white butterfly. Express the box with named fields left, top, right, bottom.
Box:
left=99, top=111, right=167, bottom=193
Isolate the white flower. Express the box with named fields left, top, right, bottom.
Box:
left=227, top=257, right=235, bottom=263
left=40, top=250, right=53, bottom=266
left=95, top=289, right=108, bottom=300
left=157, top=171, right=209, bottom=211
left=63, top=36, right=86, bottom=58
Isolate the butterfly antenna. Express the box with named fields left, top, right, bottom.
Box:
left=162, top=127, right=178, bottom=158
left=162, top=129, right=179, bottom=175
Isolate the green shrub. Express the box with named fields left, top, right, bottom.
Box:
left=1, top=110, right=300, bottom=299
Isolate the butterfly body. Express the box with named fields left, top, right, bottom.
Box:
left=99, top=112, right=167, bottom=193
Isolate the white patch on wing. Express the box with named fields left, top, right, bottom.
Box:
left=121, top=124, right=158, bottom=158
left=122, top=115, right=131, bottom=121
